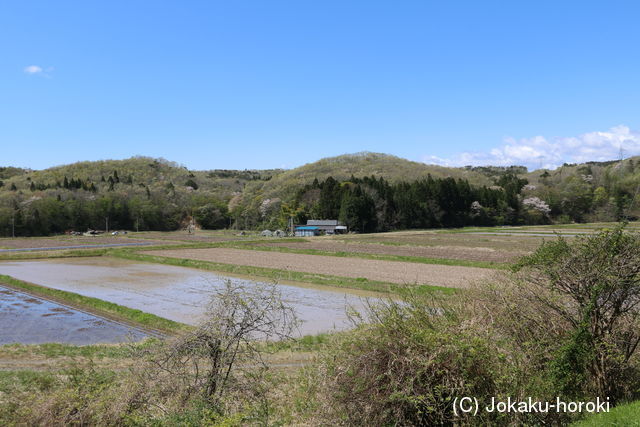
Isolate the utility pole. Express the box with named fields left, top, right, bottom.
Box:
left=105, top=216, right=109, bottom=233
left=11, top=211, right=15, bottom=238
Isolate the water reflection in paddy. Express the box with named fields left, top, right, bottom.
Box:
left=0, top=285, right=148, bottom=345
left=0, top=257, right=382, bottom=335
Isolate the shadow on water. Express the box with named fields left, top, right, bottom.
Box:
left=0, top=285, right=149, bottom=345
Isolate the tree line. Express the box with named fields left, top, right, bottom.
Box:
left=0, top=168, right=231, bottom=236
left=285, top=173, right=532, bottom=232
left=5, top=159, right=640, bottom=236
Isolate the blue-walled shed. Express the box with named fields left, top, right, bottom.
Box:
left=294, top=226, right=320, bottom=237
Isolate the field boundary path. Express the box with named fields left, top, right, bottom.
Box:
left=0, top=242, right=154, bottom=252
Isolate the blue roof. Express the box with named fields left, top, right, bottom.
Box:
left=295, top=226, right=319, bottom=230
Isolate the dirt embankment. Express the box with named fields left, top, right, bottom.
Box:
left=131, top=231, right=251, bottom=243
left=341, top=231, right=545, bottom=252
left=147, top=248, right=497, bottom=289
left=0, top=236, right=166, bottom=250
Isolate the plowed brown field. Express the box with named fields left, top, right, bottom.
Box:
left=147, top=248, right=497, bottom=288
left=261, top=241, right=520, bottom=263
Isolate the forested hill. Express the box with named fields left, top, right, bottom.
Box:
left=241, top=152, right=495, bottom=201
left=1, top=157, right=281, bottom=198
left=0, top=156, right=281, bottom=235
left=1, top=153, right=640, bottom=236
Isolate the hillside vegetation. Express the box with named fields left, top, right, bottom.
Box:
left=2, top=152, right=640, bottom=236
left=242, top=151, right=494, bottom=201
left=233, top=153, right=640, bottom=231
left=0, top=157, right=280, bottom=235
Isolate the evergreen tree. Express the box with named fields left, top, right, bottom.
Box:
left=318, top=176, right=341, bottom=219
left=185, top=179, right=199, bottom=190
left=339, top=187, right=377, bottom=232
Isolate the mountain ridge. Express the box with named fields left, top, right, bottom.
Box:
left=2, top=151, right=640, bottom=235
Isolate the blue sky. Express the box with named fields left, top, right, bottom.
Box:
left=2, top=1, right=640, bottom=171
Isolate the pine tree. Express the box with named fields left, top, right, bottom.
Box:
left=185, top=179, right=199, bottom=190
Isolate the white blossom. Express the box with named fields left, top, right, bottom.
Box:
left=259, top=198, right=281, bottom=218
left=522, top=197, right=551, bottom=215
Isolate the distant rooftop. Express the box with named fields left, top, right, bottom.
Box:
left=307, top=220, right=339, bottom=226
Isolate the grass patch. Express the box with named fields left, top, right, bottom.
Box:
left=0, top=248, right=109, bottom=261
left=111, top=250, right=456, bottom=296
left=572, top=399, right=640, bottom=426
left=0, top=340, right=160, bottom=360
left=0, top=275, right=188, bottom=334
left=0, top=370, right=59, bottom=393
left=264, top=333, right=334, bottom=353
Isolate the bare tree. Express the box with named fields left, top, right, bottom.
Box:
left=135, top=280, right=298, bottom=417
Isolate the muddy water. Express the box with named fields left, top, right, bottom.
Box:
left=0, top=258, right=382, bottom=336
left=0, top=285, right=148, bottom=345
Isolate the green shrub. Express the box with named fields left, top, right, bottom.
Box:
left=510, top=224, right=640, bottom=403
left=317, top=297, right=506, bottom=425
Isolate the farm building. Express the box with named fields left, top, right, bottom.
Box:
left=306, top=220, right=347, bottom=234
left=294, top=220, right=347, bottom=236
left=294, top=226, right=320, bottom=237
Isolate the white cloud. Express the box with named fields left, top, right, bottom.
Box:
left=423, top=125, right=640, bottom=170
left=24, top=65, right=43, bottom=74
left=23, top=65, right=53, bottom=77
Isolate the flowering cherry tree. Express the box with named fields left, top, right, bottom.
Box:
left=523, top=197, right=551, bottom=215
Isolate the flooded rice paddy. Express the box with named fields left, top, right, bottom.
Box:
left=0, top=285, right=149, bottom=345
left=0, top=257, right=381, bottom=338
